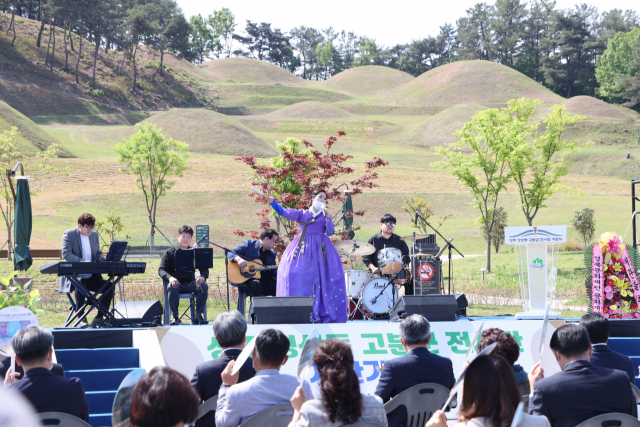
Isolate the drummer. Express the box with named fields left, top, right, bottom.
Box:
left=362, top=214, right=412, bottom=295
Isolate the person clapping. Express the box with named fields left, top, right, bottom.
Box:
left=289, top=338, right=388, bottom=427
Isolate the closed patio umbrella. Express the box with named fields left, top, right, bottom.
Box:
left=13, top=177, right=32, bottom=271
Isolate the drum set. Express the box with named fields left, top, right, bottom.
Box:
left=335, top=240, right=413, bottom=320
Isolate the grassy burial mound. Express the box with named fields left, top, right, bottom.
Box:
left=408, top=103, right=488, bottom=147
left=136, top=109, right=276, bottom=157
left=200, top=57, right=306, bottom=85
left=0, top=101, right=71, bottom=156
left=560, top=96, right=640, bottom=122
left=269, top=101, right=354, bottom=119
left=319, top=65, right=414, bottom=98
left=390, top=60, right=562, bottom=106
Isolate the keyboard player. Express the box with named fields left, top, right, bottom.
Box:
left=55, top=213, right=113, bottom=328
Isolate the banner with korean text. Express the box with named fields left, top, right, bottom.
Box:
left=157, top=320, right=562, bottom=394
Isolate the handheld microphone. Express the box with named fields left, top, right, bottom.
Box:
left=193, top=235, right=207, bottom=248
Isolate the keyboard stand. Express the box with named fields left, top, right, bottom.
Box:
left=63, top=274, right=128, bottom=328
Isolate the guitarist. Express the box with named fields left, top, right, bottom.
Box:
left=228, top=229, right=279, bottom=318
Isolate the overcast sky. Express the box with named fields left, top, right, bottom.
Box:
left=176, top=0, right=639, bottom=47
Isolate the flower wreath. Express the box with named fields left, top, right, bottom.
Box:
left=585, top=232, right=640, bottom=319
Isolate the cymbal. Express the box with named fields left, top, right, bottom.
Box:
left=400, top=233, right=432, bottom=241
left=335, top=240, right=376, bottom=257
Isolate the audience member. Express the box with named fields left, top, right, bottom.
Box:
left=580, top=313, right=635, bottom=382
left=191, top=311, right=256, bottom=427
left=3, top=325, right=89, bottom=422
left=375, top=314, right=454, bottom=427
left=131, top=366, right=200, bottom=427
left=478, top=328, right=530, bottom=395
left=289, top=338, right=387, bottom=427
left=528, top=324, right=637, bottom=427
left=0, top=357, right=64, bottom=380
left=427, top=355, right=550, bottom=427
left=216, top=328, right=298, bottom=427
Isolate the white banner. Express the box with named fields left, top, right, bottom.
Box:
left=505, top=226, right=567, bottom=244
left=157, top=320, right=561, bottom=395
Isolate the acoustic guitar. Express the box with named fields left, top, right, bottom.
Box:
left=228, top=259, right=278, bottom=284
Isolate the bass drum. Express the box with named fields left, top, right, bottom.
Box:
left=362, top=278, right=396, bottom=315
left=344, top=269, right=371, bottom=297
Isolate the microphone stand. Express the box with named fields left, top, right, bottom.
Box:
left=208, top=240, right=261, bottom=313
left=414, top=212, right=464, bottom=294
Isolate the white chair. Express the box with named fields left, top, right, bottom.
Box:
left=575, top=413, right=640, bottom=427
left=197, top=394, right=218, bottom=421
left=383, top=383, right=450, bottom=427
left=238, top=403, right=294, bottom=427
left=38, top=412, right=92, bottom=427
left=631, top=383, right=640, bottom=404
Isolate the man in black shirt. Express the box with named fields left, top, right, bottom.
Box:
left=158, top=225, right=209, bottom=325
left=362, top=214, right=412, bottom=294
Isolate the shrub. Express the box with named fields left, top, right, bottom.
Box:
left=571, top=208, right=596, bottom=249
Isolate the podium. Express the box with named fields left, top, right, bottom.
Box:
left=505, top=226, right=566, bottom=320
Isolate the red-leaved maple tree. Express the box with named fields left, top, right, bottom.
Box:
left=233, top=131, right=388, bottom=255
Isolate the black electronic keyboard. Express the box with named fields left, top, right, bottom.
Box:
left=40, top=261, right=146, bottom=276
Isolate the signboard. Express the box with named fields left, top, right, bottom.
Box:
left=504, top=226, right=567, bottom=244
left=195, top=225, right=209, bottom=248
left=157, top=320, right=560, bottom=395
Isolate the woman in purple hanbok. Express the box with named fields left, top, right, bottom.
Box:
left=267, top=189, right=347, bottom=323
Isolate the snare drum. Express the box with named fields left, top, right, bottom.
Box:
left=362, top=278, right=395, bottom=315
left=344, top=269, right=371, bottom=297
left=377, top=248, right=403, bottom=274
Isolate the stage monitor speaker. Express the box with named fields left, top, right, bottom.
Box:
left=113, top=300, right=163, bottom=325
left=455, top=293, right=468, bottom=317
left=392, top=295, right=458, bottom=322
left=253, top=297, right=312, bottom=324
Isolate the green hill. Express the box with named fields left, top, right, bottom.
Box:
left=269, top=101, right=353, bottom=119
left=200, top=57, right=306, bottom=85
left=390, top=60, right=562, bottom=106
left=0, top=101, right=70, bottom=156
left=135, top=109, right=276, bottom=157
left=560, top=96, right=640, bottom=122
left=319, top=65, right=414, bottom=98
left=408, top=103, right=488, bottom=147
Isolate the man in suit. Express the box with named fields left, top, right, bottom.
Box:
left=215, top=329, right=298, bottom=427
left=57, top=212, right=112, bottom=328
left=375, top=314, right=455, bottom=427
left=528, top=323, right=637, bottom=427
left=228, top=229, right=279, bottom=317
left=3, top=325, right=89, bottom=422
left=191, top=311, right=256, bottom=427
left=580, top=312, right=635, bottom=382
left=158, top=225, right=209, bottom=325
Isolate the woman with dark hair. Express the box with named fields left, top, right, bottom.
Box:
left=426, top=355, right=549, bottom=427
left=130, top=366, right=200, bottom=427
left=288, top=339, right=387, bottom=427
left=268, top=189, right=346, bottom=323
left=478, top=328, right=530, bottom=395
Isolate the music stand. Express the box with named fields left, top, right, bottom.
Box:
left=106, top=241, right=128, bottom=262
left=175, top=248, right=214, bottom=322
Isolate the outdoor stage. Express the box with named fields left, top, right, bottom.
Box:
left=46, top=317, right=640, bottom=427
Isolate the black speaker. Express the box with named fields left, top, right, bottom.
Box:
left=455, top=293, right=468, bottom=317
left=253, top=297, right=312, bottom=324
left=392, top=295, right=458, bottom=322
left=113, top=300, right=163, bottom=325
